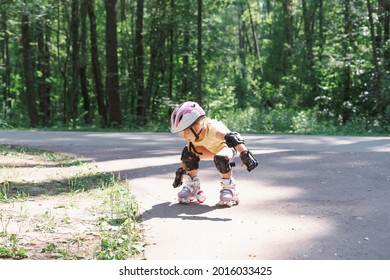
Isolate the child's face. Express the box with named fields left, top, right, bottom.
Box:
left=177, top=122, right=202, bottom=142
left=177, top=127, right=196, bottom=141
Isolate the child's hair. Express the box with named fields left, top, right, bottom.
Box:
left=193, top=115, right=206, bottom=126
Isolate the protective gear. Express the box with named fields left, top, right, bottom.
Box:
left=189, top=126, right=204, bottom=141
left=218, top=178, right=239, bottom=207
left=170, top=101, right=205, bottom=133
left=240, top=150, right=258, bottom=172
left=172, top=167, right=186, bottom=188
left=214, top=155, right=232, bottom=174
left=181, top=146, right=200, bottom=171
left=177, top=175, right=206, bottom=204
left=224, top=132, right=245, bottom=148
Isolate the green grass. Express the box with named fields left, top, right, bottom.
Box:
left=95, top=180, right=144, bottom=260
left=0, top=145, right=144, bottom=260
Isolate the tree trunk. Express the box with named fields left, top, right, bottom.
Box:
left=168, top=0, right=175, bottom=99
left=80, top=0, right=92, bottom=125
left=87, top=0, right=107, bottom=127
left=21, top=9, right=38, bottom=127
left=71, top=0, right=80, bottom=127
left=135, top=0, right=145, bottom=123
left=146, top=5, right=166, bottom=118
left=246, top=0, right=262, bottom=75
left=1, top=7, right=11, bottom=119
left=37, top=20, right=51, bottom=126
left=182, top=1, right=190, bottom=98
left=237, top=4, right=246, bottom=109
left=366, top=0, right=383, bottom=115
left=282, top=0, right=293, bottom=74
left=341, top=0, right=353, bottom=124
left=318, top=0, right=324, bottom=61
left=57, top=0, right=70, bottom=126
left=302, top=0, right=318, bottom=107
left=105, top=0, right=122, bottom=126
left=381, top=0, right=390, bottom=72
left=197, top=0, right=202, bottom=106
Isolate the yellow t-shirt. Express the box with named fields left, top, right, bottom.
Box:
left=188, top=117, right=230, bottom=154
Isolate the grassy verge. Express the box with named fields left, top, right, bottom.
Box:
left=0, top=144, right=144, bottom=260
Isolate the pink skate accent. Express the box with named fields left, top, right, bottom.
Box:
left=196, top=190, right=206, bottom=203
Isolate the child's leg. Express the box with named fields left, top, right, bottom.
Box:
left=214, top=147, right=235, bottom=179
left=214, top=147, right=239, bottom=206
left=181, top=145, right=214, bottom=187
left=177, top=146, right=206, bottom=204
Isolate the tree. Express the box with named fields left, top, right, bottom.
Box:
left=381, top=0, right=390, bottom=72
left=135, top=0, right=145, bottom=124
left=80, top=0, right=92, bottom=125
left=302, top=0, right=319, bottom=107
left=246, top=0, right=262, bottom=74
left=282, top=0, right=293, bottom=74
left=237, top=3, right=246, bottom=108
left=1, top=0, right=390, bottom=131
left=197, top=0, right=202, bottom=106
left=21, top=2, right=38, bottom=127
left=36, top=16, right=51, bottom=126
left=182, top=0, right=191, bottom=99
left=70, top=0, right=80, bottom=126
left=340, top=0, right=353, bottom=124
left=1, top=4, right=11, bottom=119
left=145, top=1, right=167, bottom=118
left=167, top=0, right=175, bottom=99
left=87, top=0, right=107, bottom=127
left=105, top=0, right=122, bottom=126
left=366, top=0, right=383, bottom=115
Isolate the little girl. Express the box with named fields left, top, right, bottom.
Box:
left=170, top=101, right=258, bottom=207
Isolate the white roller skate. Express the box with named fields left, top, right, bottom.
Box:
left=217, top=178, right=239, bottom=207
left=177, top=175, right=206, bottom=204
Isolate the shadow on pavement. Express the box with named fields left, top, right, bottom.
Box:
left=141, top=201, right=232, bottom=222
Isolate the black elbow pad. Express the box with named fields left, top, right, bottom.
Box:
left=224, top=132, right=245, bottom=148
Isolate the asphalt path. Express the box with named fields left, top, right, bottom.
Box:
left=1, top=130, right=390, bottom=260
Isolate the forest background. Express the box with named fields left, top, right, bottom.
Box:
left=0, top=0, right=389, bottom=135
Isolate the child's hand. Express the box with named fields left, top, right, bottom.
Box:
left=240, top=150, right=258, bottom=172
left=172, top=167, right=186, bottom=188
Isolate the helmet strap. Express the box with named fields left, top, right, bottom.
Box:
left=189, top=141, right=203, bottom=155
left=190, top=118, right=205, bottom=141
left=190, top=127, right=203, bottom=141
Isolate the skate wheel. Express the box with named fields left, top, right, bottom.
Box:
left=217, top=201, right=233, bottom=207
left=178, top=198, right=190, bottom=204
left=196, top=191, right=206, bottom=203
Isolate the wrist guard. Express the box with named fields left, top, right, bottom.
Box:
left=240, top=150, right=258, bottom=172
left=172, top=167, right=186, bottom=188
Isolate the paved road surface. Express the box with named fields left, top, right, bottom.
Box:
left=1, top=130, right=389, bottom=259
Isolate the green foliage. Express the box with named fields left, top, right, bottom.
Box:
left=0, top=0, right=389, bottom=134
left=95, top=181, right=144, bottom=260
left=0, top=234, right=28, bottom=259
left=222, top=106, right=390, bottom=135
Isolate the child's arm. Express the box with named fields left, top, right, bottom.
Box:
left=172, top=145, right=200, bottom=188
left=172, top=166, right=186, bottom=188
left=223, top=132, right=258, bottom=172
left=216, top=131, right=246, bottom=154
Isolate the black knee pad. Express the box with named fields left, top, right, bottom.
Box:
left=214, top=155, right=231, bottom=174
left=181, top=146, right=200, bottom=171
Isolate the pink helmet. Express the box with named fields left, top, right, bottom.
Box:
left=170, top=101, right=205, bottom=133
